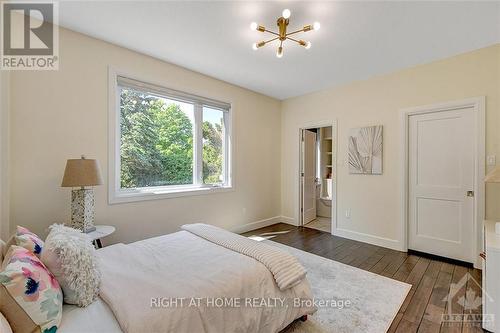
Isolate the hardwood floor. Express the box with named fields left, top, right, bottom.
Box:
left=304, top=217, right=331, bottom=233
left=243, top=223, right=485, bottom=333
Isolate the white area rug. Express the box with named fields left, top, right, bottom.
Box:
left=267, top=241, right=411, bottom=333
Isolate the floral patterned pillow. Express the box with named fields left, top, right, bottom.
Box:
left=2, top=226, right=44, bottom=259
left=0, top=246, right=62, bottom=333
left=15, top=226, right=44, bottom=257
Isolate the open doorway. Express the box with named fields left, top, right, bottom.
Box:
left=299, top=125, right=335, bottom=233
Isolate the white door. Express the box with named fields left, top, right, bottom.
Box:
left=408, top=107, right=475, bottom=263
left=302, top=130, right=317, bottom=225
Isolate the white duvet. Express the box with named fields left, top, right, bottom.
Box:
left=97, top=231, right=316, bottom=333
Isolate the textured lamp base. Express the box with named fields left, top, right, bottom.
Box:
left=70, top=188, right=96, bottom=233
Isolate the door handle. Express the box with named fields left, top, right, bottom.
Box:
left=466, top=191, right=474, bottom=197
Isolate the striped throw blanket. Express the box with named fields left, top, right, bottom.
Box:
left=181, top=223, right=307, bottom=290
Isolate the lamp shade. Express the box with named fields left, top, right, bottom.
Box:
left=61, top=157, right=103, bottom=187
left=485, top=166, right=500, bottom=183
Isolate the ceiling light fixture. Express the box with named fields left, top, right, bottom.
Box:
left=250, top=9, right=319, bottom=58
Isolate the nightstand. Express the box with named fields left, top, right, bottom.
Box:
left=86, top=225, right=116, bottom=249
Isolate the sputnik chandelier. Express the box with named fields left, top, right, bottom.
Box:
left=251, top=8, right=320, bottom=58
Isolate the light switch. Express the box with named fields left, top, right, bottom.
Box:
left=487, top=155, right=496, bottom=166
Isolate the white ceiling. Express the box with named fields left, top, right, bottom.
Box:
left=57, top=1, right=500, bottom=100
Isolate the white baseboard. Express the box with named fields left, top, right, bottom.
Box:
left=334, top=227, right=403, bottom=252
left=230, top=216, right=282, bottom=234
left=231, top=217, right=403, bottom=253
left=280, top=216, right=297, bottom=226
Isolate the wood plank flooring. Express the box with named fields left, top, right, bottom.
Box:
left=242, top=223, right=485, bottom=333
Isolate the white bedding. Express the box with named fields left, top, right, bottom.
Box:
left=181, top=223, right=307, bottom=290
left=60, top=298, right=122, bottom=333
left=79, top=230, right=315, bottom=333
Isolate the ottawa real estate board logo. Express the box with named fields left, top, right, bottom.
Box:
left=1, top=1, right=59, bottom=70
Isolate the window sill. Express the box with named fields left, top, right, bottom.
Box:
left=109, top=185, right=234, bottom=204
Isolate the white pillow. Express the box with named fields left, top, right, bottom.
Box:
left=41, top=224, right=101, bottom=307
left=0, top=311, right=13, bottom=333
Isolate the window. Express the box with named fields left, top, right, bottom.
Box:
left=110, top=74, right=232, bottom=203
left=202, top=106, right=225, bottom=184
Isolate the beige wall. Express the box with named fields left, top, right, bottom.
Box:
left=6, top=23, right=499, bottom=252
left=0, top=70, right=9, bottom=240
left=281, top=44, right=500, bottom=251
left=8, top=27, right=282, bottom=243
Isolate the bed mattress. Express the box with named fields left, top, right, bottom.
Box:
left=60, top=230, right=315, bottom=333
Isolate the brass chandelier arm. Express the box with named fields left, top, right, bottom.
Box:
left=264, top=36, right=280, bottom=44
left=264, top=29, right=280, bottom=37
left=286, top=28, right=306, bottom=37
left=286, top=36, right=308, bottom=48
left=286, top=36, right=301, bottom=43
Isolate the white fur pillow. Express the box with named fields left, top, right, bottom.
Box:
left=41, top=224, right=101, bottom=307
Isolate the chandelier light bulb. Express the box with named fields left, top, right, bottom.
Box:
left=305, top=41, right=312, bottom=49
left=282, top=9, right=291, bottom=19
left=313, top=22, right=321, bottom=31
left=276, top=47, right=283, bottom=58
left=250, top=22, right=258, bottom=31
left=252, top=43, right=258, bottom=50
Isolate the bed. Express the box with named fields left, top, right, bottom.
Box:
left=59, top=228, right=316, bottom=333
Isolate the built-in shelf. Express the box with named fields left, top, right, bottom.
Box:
left=319, top=127, right=334, bottom=203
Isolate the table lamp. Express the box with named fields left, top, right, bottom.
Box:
left=485, top=165, right=500, bottom=234
left=61, top=155, right=103, bottom=232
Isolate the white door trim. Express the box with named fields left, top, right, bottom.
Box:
left=400, top=97, right=485, bottom=268
left=297, top=120, right=338, bottom=235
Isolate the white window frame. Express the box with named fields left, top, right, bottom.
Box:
left=108, top=68, right=233, bottom=204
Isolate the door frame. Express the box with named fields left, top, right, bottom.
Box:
left=400, top=97, right=485, bottom=268
left=298, top=120, right=338, bottom=234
